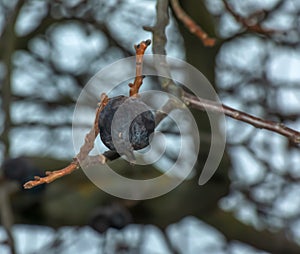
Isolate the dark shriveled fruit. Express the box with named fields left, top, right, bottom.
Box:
left=98, top=95, right=155, bottom=160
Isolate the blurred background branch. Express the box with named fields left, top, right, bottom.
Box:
left=0, top=181, right=18, bottom=254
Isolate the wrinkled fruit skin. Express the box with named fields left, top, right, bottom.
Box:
left=99, top=95, right=155, bottom=156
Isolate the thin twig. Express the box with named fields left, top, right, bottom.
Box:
left=23, top=162, right=79, bottom=189
left=182, top=92, right=300, bottom=144
left=23, top=94, right=109, bottom=189
left=129, top=39, right=151, bottom=96
left=170, top=0, right=216, bottom=46
left=23, top=40, right=152, bottom=189
left=94, top=93, right=109, bottom=139
left=222, top=0, right=277, bottom=35
left=146, top=0, right=300, bottom=144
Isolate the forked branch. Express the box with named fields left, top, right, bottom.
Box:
left=222, top=0, right=277, bottom=35
left=23, top=40, right=151, bottom=190
left=23, top=94, right=109, bottom=189
left=147, top=0, right=300, bottom=145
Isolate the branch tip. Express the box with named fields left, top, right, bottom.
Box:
left=145, top=39, right=151, bottom=46
left=143, top=25, right=154, bottom=32
left=129, top=39, right=151, bottom=96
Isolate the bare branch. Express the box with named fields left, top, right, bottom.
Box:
left=222, top=0, right=279, bottom=35
left=183, top=92, right=300, bottom=144
left=23, top=40, right=151, bottom=190
left=143, top=0, right=169, bottom=56
left=23, top=162, right=79, bottom=189
left=146, top=0, right=300, bottom=145
left=129, top=40, right=151, bottom=97
left=144, top=0, right=182, bottom=96
left=170, top=0, right=216, bottom=46
left=23, top=94, right=109, bottom=189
